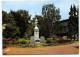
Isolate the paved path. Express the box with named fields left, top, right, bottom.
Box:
left=3, top=42, right=79, bottom=55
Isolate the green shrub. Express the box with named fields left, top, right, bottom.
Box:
left=15, top=37, right=20, bottom=40
left=46, top=39, right=53, bottom=43
left=25, top=40, right=30, bottom=44
left=18, top=38, right=30, bottom=44
left=18, top=38, right=25, bottom=42
left=18, top=38, right=25, bottom=44
left=52, top=35, right=56, bottom=40
left=52, top=40, right=57, bottom=43
left=21, top=41, right=26, bottom=44
left=52, top=35, right=57, bottom=43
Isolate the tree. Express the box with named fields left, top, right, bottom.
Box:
left=3, top=10, right=31, bottom=38
left=10, top=10, right=31, bottom=38
left=3, top=11, right=20, bottom=38
left=68, top=5, right=79, bottom=40
left=42, top=4, right=61, bottom=38
left=2, top=11, right=9, bottom=24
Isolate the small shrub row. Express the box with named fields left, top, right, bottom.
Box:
left=57, top=38, right=71, bottom=43
left=18, top=38, right=30, bottom=44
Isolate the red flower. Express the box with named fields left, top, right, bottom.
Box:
left=7, top=38, right=11, bottom=41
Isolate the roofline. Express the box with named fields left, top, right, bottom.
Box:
left=60, top=19, right=69, bottom=22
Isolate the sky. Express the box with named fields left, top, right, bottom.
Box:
left=2, top=0, right=79, bottom=20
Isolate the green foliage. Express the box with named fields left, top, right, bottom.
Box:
left=67, top=5, right=79, bottom=40
left=18, top=38, right=30, bottom=44
left=46, top=39, right=53, bottom=43
left=2, top=11, right=20, bottom=38
left=18, top=38, right=25, bottom=44
left=24, top=32, right=27, bottom=39
left=10, top=10, right=31, bottom=38
left=26, top=28, right=32, bottom=38
left=2, top=11, right=9, bottom=24
left=3, top=23, right=20, bottom=38
left=46, top=35, right=57, bottom=44
left=52, top=35, right=56, bottom=40
left=53, top=21, right=62, bottom=35
left=3, top=4, right=61, bottom=40
left=42, top=4, right=61, bottom=37
left=3, top=10, right=31, bottom=38
left=32, top=4, right=61, bottom=38
left=2, top=24, right=6, bottom=30
left=25, top=40, right=30, bottom=44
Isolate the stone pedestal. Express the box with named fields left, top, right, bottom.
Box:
left=40, top=36, right=45, bottom=44
left=30, top=36, right=35, bottom=44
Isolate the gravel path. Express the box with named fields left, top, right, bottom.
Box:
left=3, top=41, right=79, bottom=55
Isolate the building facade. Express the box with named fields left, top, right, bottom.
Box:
left=56, top=19, right=69, bottom=36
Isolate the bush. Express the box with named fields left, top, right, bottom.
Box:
left=52, top=35, right=56, bottom=40
left=3, top=38, right=7, bottom=49
left=3, top=38, right=7, bottom=44
left=46, top=37, right=57, bottom=46
left=46, top=39, right=53, bottom=43
left=7, top=38, right=16, bottom=45
left=21, top=41, right=26, bottom=44
left=16, top=41, right=20, bottom=44
left=57, top=38, right=71, bottom=43
left=18, top=38, right=30, bottom=44
left=18, top=38, right=26, bottom=44
left=3, top=44, right=6, bottom=49
left=25, top=40, right=30, bottom=44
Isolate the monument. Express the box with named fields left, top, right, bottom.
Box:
left=30, top=13, right=45, bottom=44
left=34, top=18, right=40, bottom=43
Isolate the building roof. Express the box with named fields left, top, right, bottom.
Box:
left=60, top=19, right=69, bottom=22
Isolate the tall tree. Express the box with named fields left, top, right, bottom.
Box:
left=68, top=5, right=79, bottom=40
left=42, top=4, right=61, bottom=38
